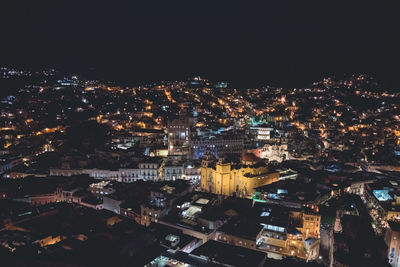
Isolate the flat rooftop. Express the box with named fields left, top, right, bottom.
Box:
left=191, top=240, right=266, bottom=267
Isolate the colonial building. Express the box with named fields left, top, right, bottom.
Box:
left=192, top=137, right=244, bottom=159
left=139, top=158, right=164, bottom=181
left=164, top=160, right=184, bottom=181
left=50, top=157, right=163, bottom=182
left=201, top=153, right=279, bottom=197
left=215, top=207, right=321, bottom=261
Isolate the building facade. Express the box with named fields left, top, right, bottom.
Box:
left=192, top=138, right=243, bottom=159
left=201, top=154, right=279, bottom=197
left=215, top=210, right=321, bottom=261
left=164, top=164, right=184, bottom=181
left=50, top=163, right=162, bottom=182
left=167, top=117, right=191, bottom=157
left=385, top=222, right=400, bottom=267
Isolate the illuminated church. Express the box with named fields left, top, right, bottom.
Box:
left=200, top=152, right=280, bottom=197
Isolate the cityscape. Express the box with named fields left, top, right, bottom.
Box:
left=1, top=1, right=400, bottom=267
left=1, top=69, right=399, bottom=266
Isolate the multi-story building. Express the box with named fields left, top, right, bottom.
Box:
left=248, top=124, right=273, bottom=141
left=201, top=153, right=279, bottom=197
left=50, top=168, right=140, bottom=182
left=251, top=179, right=332, bottom=212
left=140, top=181, right=191, bottom=226
left=365, top=179, right=400, bottom=222
left=215, top=207, right=321, bottom=261
left=385, top=221, right=400, bottom=267
left=139, top=158, right=164, bottom=181
left=245, top=143, right=289, bottom=163
left=164, top=160, right=201, bottom=182
left=192, top=137, right=243, bottom=159
left=183, top=161, right=201, bottom=182
left=167, top=117, right=191, bottom=158
left=289, top=210, right=321, bottom=238
left=140, top=203, right=168, bottom=227
left=164, top=160, right=184, bottom=181
left=50, top=158, right=163, bottom=182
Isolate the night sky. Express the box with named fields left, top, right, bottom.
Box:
left=1, top=1, right=399, bottom=89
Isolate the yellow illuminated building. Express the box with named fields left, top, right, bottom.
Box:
left=216, top=209, right=321, bottom=261
left=201, top=153, right=280, bottom=197
left=289, top=211, right=321, bottom=238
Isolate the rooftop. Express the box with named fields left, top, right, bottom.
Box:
left=191, top=240, right=266, bottom=267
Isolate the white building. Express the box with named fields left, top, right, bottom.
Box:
left=164, top=164, right=184, bottom=181
left=260, top=143, right=289, bottom=163
left=183, top=162, right=201, bottom=182
left=250, top=125, right=273, bottom=140
left=50, top=159, right=163, bottom=182
left=139, top=161, right=163, bottom=181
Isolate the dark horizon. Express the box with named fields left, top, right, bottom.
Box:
left=1, top=1, right=400, bottom=90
